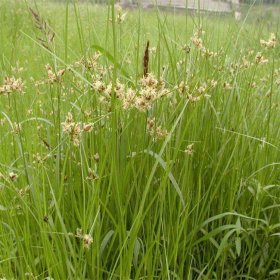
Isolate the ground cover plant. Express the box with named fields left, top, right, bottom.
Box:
left=0, top=0, right=280, bottom=278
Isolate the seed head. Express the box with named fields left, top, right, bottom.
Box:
left=0, top=76, right=24, bottom=95
left=83, top=234, right=93, bottom=249
left=184, top=144, right=194, bottom=156
left=255, top=52, right=268, bottom=64
left=9, top=172, right=18, bottom=182
left=260, top=33, right=276, bottom=49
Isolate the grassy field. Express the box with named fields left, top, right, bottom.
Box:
left=0, top=0, right=280, bottom=279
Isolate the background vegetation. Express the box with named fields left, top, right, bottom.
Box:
left=0, top=0, right=280, bottom=279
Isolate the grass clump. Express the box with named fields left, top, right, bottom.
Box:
left=0, top=0, right=280, bottom=278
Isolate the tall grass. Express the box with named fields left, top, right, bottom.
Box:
left=0, top=0, right=280, bottom=279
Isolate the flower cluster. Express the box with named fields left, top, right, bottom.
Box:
left=255, top=52, right=268, bottom=65
left=76, top=52, right=102, bottom=70
left=191, top=28, right=204, bottom=49
left=260, top=33, right=276, bottom=49
left=74, top=228, right=93, bottom=249
left=115, top=4, right=127, bottom=24
left=176, top=81, right=190, bottom=96
left=146, top=118, right=168, bottom=140
left=176, top=79, right=217, bottom=102
left=191, top=28, right=217, bottom=58
left=86, top=168, right=98, bottom=181
left=223, top=82, right=232, bottom=90
left=184, top=144, right=194, bottom=156
left=92, top=73, right=168, bottom=111
left=9, top=172, right=18, bottom=182
left=0, top=76, right=24, bottom=95
left=134, top=74, right=168, bottom=111
left=61, top=112, right=93, bottom=146
left=13, top=122, right=22, bottom=134
left=45, top=64, right=65, bottom=84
